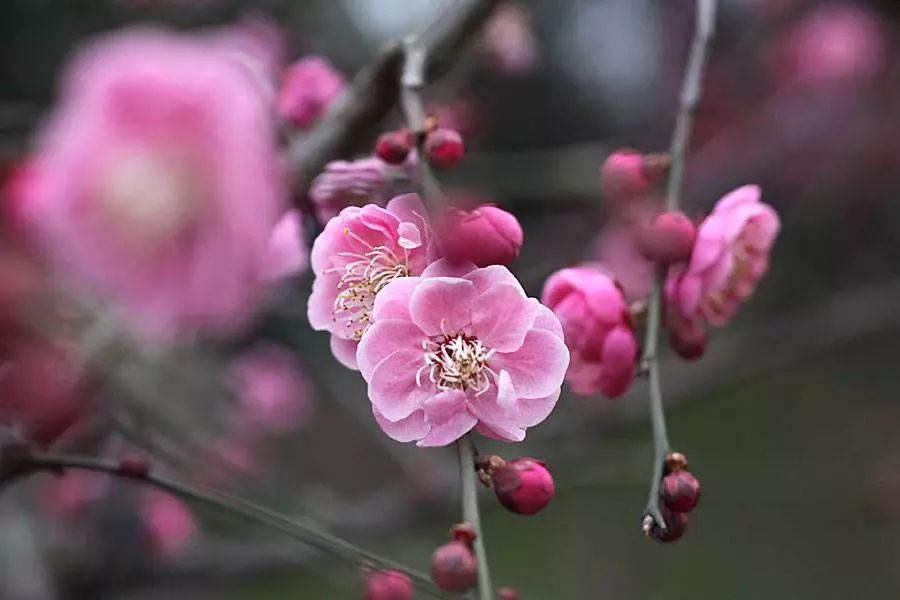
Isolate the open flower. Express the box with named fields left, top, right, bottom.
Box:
left=666, top=185, right=780, bottom=328
left=308, top=194, right=438, bottom=369
left=357, top=260, right=568, bottom=446
left=30, top=26, right=286, bottom=339
left=542, top=266, right=638, bottom=398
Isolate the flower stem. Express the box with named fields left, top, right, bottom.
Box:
left=458, top=434, right=493, bottom=600
left=641, top=0, right=717, bottom=535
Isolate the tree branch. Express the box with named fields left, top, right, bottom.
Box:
left=458, top=435, right=492, bottom=600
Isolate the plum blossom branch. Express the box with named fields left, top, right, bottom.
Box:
left=641, top=0, right=717, bottom=535
left=458, top=434, right=493, bottom=600
left=0, top=448, right=459, bottom=599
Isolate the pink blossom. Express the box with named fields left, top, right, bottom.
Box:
left=591, top=221, right=653, bottom=302
left=263, top=210, right=307, bottom=282
left=666, top=185, right=780, bottom=328
left=278, top=56, right=345, bottom=129
left=30, top=27, right=287, bottom=339
left=436, top=204, right=523, bottom=267
left=480, top=1, right=538, bottom=76
left=541, top=266, right=638, bottom=398
left=308, top=194, right=439, bottom=369
left=227, top=343, right=313, bottom=434
left=357, top=260, right=568, bottom=446
left=308, top=158, right=393, bottom=224
left=140, top=490, right=198, bottom=558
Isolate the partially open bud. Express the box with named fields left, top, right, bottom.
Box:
left=363, top=570, right=414, bottom=600
left=600, top=150, right=668, bottom=208
left=424, top=128, right=465, bottom=169
left=375, top=130, right=414, bottom=165
left=436, top=205, right=523, bottom=267
left=648, top=508, right=689, bottom=543
left=661, top=470, right=701, bottom=513
left=498, top=587, right=520, bottom=600
left=491, top=458, right=554, bottom=515
left=637, top=211, right=697, bottom=265
left=431, top=539, right=478, bottom=593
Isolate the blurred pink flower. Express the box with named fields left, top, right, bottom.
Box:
left=40, top=471, right=109, bottom=523
left=480, top=1, right=538, bottom=76
left=309, top=157, right=393, bottom=223
left=591, top=220, right=653, bottom=302
left=227, top=343, right=313, bottom=434
left=308, top=194, right=438, bottom=369
left=542, top=266, right=638, bottom=398
left=278, top=56, right=345, bottom=129
left=31, top=27, right=287, bottom=339
left=666, top=185, right=780, bottom=328
left=357, top=260, right=568, bottom=446
left=141, top=490, right=197, bottom=558
left=263, top=210, right=307, bottom=282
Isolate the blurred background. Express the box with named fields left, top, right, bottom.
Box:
left=2, top=0, right=900, bottom=598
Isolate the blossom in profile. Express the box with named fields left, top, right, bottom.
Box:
left=263, top=210, right=307, bottom=283
left=30, top=26, right=287, bottom=339
left=308, top=194, right=438, bottom=369
left=357, top=260, right=568, bottom=446
left=308, top=158, right=393, bottom=223
left=666, top=185, right=780, bottom=328
left=278, top=56, right=345, bottom=129
left=542, top=266, right=638, bottom=398
left=435, top=204, right=523, bottom=268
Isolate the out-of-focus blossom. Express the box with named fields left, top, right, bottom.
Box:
left=308, top=158, right=394, bottom=224
left=1, top=160, right=41, bottom=237
left=263, top=210, right=307, bottom=282
left=424, top=128, right=465, bottom=170
left=666, top=185, right=780, bottom=328
left=480, top=1, right=538, bottom=76
left=363, top=570, right=414, bottom=600
left=214, top=15, right=285, bottom=100
left=30, top=27, right=287, bottom=340
left=436, top=204, right=523, bottom=267
left=40, top=471, right=109, bottom=523
left=774, top=3, right=885, bottom=90
left=358, top=260, right=568, bottom=446
left=140, top=489, right=197, bottom=558
left=227, top=343, right=313, bottom=435
left=591, top=221, right=653, bottom=302
left=542, top=266, right=638, bottom=398
left=308, top=194, right=438, bottom=369
left=278, top=56, right=345, bottom=129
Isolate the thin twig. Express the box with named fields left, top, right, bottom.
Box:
left=641, top=0, right=717, bottom=535
left=458, top=435, right=493, bottom=600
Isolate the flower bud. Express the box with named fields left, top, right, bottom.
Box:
left=665, top=452, right=688, bottom=471
left=660, top=470, right=701, bottom=513
left=363, top=570, right=414, bottom=600
left=375, top=130, right=414, bottom=165
left=118, top=455, right=150, bottom=478
left=498, top=587, right=520, bottom=600
left=600, top=150, right=667, bottom=208
left=491, top=458, right=554, bottom=515
left=649, top=508, right=689, bottom=543
left=437, top=205, right=523, bottom=267
left=424, top=128, right=465, bottom=169
left=668, top=321, right=707, bottom=361
left=431, top=540, right=478, bottom=593
left=637, top=211, right=697, bottom=265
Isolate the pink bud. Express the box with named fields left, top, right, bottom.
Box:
left=375, top=130, right=414, bottom=165
left=498, top=587, right=520, bottom=600
left=492, top=458, right=554, bottom=516
left=431, top=540, right=478, bottom=593
left=278, top=56, right=346, bottom=129
left=637, top=211, right=697, bottom=265
left=363, top=570, right=414, bottom=600
left=437, top=205, right=523, bottom=267
left=668, top=321, right=707, bottom=361
left=424, top=128, right=465, bottom=169
left=600, top=150, right=667, bottom=208
left=661, top=470, right=701, bottom=513
left=650, top=507, right=689, bottom=543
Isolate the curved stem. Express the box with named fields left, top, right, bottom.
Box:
left=458, top=435, right=493, bottom=600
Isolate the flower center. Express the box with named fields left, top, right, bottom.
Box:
left=331, top=229, right=410, bottom=340
left=418, top=334, right=496, bottom=395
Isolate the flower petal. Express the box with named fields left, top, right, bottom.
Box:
left=421, top=258, right=477, bottom=279
left=423, top=389, right=469, bottom=422
left=397, top=221, right=422, bottom=249
left=490, top=329, right=569, bottom=399
left=371, top=277, right=419, bottom=322
left=409, top=277, right=475, bottom=336
left=373, top=407, right=429, bottom=443
left=417, top=409, right=477, bottom=447
left=357, top=319, right=423, bottom=381
left=329, top=335, right=359, bottom=369
left=368, top=349, right=429, bottom=420
left=471, top=283, right=536, bottom=352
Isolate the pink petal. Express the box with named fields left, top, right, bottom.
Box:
left=397, top=221, right=422, bottom=250
left=329, top=336, right=359, bottom=369
left=373, top=407, right=429, bottom=443
left=418, top=409, right=477, bottom=447
left=465, top=264, right=524, bottom=295
left=409, top=277, right=475, bottom=336
left=306, top=271, right=341, bottom=330
left=421, top=258, right=477, bottom=279
left=371, top=277, right=419, bottom=322
left=471, top=282, right=536, bottom=352
left=513, top=388, right=561, bottom=428
left=713, top=184, right=760, bottom=213
left=368, top=349, right=429, bottom=420
left=357, top=319, right=423, bottom=380
left=531, top=302, right=565, bottom=339
left=597, top=326, right=637, bottom=398
left=490, top=328, right=569, bottom=399
left=423, top=389, right=469, bottom=421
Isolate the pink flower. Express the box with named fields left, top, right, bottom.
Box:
left=309, top=158, right=393, bottom=224
left=227, top=343, right=313, bottom=434
left=436, top=204, right=523, bottom=267
left=591, top=221, right=653, bottom=303
left=357, top=260, right=568, bottom=446
left=308, top=194, right=438, bottom=369
left=480, top=1, right=538, bottom=76
left=542, top=266, right=638, bottom=398
left=263, top=210, right=307, bottom=282
left=666, top=185, right=780, bottom=328
left=30, top=26, right=286, bottom=339
left=140, top=490, right=197, bottom=558
left=278, top=56, right=345, bottom=129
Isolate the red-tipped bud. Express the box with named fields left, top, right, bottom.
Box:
left=665, top=452, right=688, bottom=472
left=637, top=211, right=697, bottom=265
left=498, top=588, right=520, bottom=600
left=375, top=130, right=414, bottom=165
left=668, top=322, right=707, bottom=361
left=424, top=128, right=465, bottom=169
left=491, top=458, right=554, bottom=516
left=118, top=455, right=150, bottom=478
left=451, top=523, right=478, bottom=547
left=363, top=570, right=414, bottom=600
left=649, top=508, right=689, bottom=543
left=600, top=150, right=667, bottom=207
left=431, top=540, right=478, bottom=593
left=436, top=205, right=523, bottom=267
left=660, top=470, right=701, bottom=513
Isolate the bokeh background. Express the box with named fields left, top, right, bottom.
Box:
left=2, top=0, right=900, bottom=598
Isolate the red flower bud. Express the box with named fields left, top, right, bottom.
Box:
left=424, top=128, right=465, bottom=169
left=637, top=211, right=697, bottom=265
left=491, top=458, right=554, bottom=516
left=650, top=507, right=689, bottom=543
left=118, top=455, right=151, bottom=478
left=436, top=205, right=523, bottom=267
left=375, top=130, right=414, bottom=165
left=600, top=150, right=667, bottom=208
left=498, top=587, right=520, bottom=600
left=363, top=570, right=414, bottom=600
left=431, top=540, right=478, bottom=593
left=660, top=469, right=701, bottom=513
left=668, top=322, right=707, bottom=361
